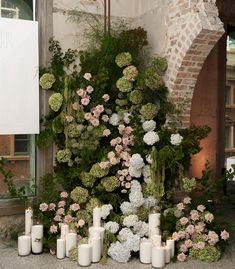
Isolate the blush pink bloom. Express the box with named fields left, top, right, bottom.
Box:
left=84, top=112, right=92, bottom=120
left=116, top=137, right=122, bottom=144
left=180, top=217, right=189, bottom=226
left=58, top=201, right=66, bottom=208
left=110, top=157, right=118, bottom=165
left=184, top=239, right=193, bottom=248
left=122, top=169, right=129, bottom=176
left=118, top=124, right=125, bottom=134
left=96, top=105, right=104, bottom=113
left=197, top=205, right=206, bottom=212
left=103, top=129, right=111, bottom=137
left=86, top=85, right=94, bottom=94
left=65, top=115, right=74, bottom=123
left=93, top=110, right=101, bottom=118
left=221, top=230, right=229, bottom=240
left=101, top=114, right=109, bottom=122
left=176, top=203, right=185, bottom=211
left=125, top=182, right=131, bottom=189
left=172, top=232, right=179, bottom=241
left=48, top=203, right=56, bottom=211
left=60, top=192, right=68, bottom=198
left=81, top=96, right=90, bottom=106
left=77, top=219, right=85, bottom=227
left=83, top=72, right=92, bottom=81
left=115, top=145, right=123, bottom=153
left=64, top=215, right=73, bottom=224
left=108, top=151, right=115, bottom=159
left=186, top=225, right=195, bottom=235
left=177, top=252, right=187, bottom=262
left=180, top=244, right=188, bottom=253
left=72, top=102, right=79, bottom=110
left=50, top=224, right=58, bottom=234
left=190, top=210, right=199, bottom=221
left=39, top=203, right=48, bottom=212
left=126, top=175, right=132, bottom=181
left=208, top=231, right=219, bottom=245
left=178, top=231, right=186, bottom=239
left=205, top=212, right=214, bottom=223
left=77, top=88, right=85, bottom=97
left=70, top=203, right=80, bottom=211
left=90, top=118, right=99, bottom=127
left=56, top=208, right=65, bottom=215
left=119, top=176, right=125, bottom=181
left=102, top=94, right=110, bottom=102
left=54, top=215, right=62, bottom=222
left=122, top=137, right=130, bottom=146
left=120, top=151, right=130, bottom=161
left=195, top=222, right=205, bottom=233
left=99, top=161, right=110, bottom=169
left=183, top=197, right=191, bottom=204
left=110, top=139, right=117, bottom=146
left=125, top=126, right=134, bottom=135
left=195, top=241, right=205, bottom=250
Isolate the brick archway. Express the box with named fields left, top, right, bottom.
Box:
left=165, top=0, right=224, bottom=127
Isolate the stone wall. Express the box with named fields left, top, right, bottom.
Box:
left=0, top=215, right=24, bottom=241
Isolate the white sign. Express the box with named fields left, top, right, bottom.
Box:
left=0, top=18, right=39, bottom=134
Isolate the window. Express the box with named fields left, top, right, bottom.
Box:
left=14, top=135, right=30, bottom=156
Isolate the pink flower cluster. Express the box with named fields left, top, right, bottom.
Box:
left=84, top=104, right=108, bottom=127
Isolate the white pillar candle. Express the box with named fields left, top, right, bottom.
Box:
left=93, top=207, right=101, bottom=227
left=60, top=223, right=69, bottom=239
left=166, top=238, right=175, bottom=257
left=56, top=238, right=66, bottom=259
left=151, top=234, right=162, bottom=247
left=89, top=226, right=105, bottom=254
left=149, top=227, right=161, bottom=238
left=66, top=232, right=77, bottom=257
left=139, top=239, right=152, bottom=264
left=25, top=207, right=33, bottom=235
left=78, top=244, right=92, bottom=267
left=165, top=245, right=171, bottom=263
left=149, top=213, right=160, bottom=234
left=89, top=233, right=101, bottom=262
left=152, top=246, right=165, bottom=268
left=31, top=224, right=43, bottom=254
left=18, top=235, right=31, bottom=256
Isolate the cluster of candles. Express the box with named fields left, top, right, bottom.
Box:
left=18, top=208, right=44, bottom=256
left=57, top=207, right=104, bottom=266
left=139, top=213, right=175, bottom=268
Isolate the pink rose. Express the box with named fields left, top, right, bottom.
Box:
left=50, top=224, right=58, bottom=234
left=180, top=217, right=189, bottom=226
left=125, top=182, right=131, bottom=189
left=101, top=114, right=109, bottom=122
left=81, top=96, right=90, bottom=106
left=220, top=230, right=229, bottom=240
left=102, top=94, right=110, bottom=102
left=183, top=197, right=191, bottom=204
left=184, top=239, right=193, bottom=248
left=103, top=129, right=111, bottom=137
left=178, top=230, right=186, bottom=239
left=108, top=151, right=115, bottom=159
left=116, top=137, right=122, bottom=144
left=115, top=145, right=123, bottom=153
left=172, top=232, right=179, bottom=241
left=56, top=208, right=65, bottom=215
left=86, top=85, right=94, bottom=94
left=96, top=105, right=104, bottom=113
left=120, top=151, right=130, bottom=161
left=176, top=203, right=185, bottom=211
left=125, top=126, right=133, bottom=135
left=99, top=161, right=110, bottom=169
left=195, top=241, right=205, bottom=250
left=64, top=215, right=74, bottom=224
left=180, top=244, right=188, bottom=253
left=197, top=205, right=206, bottom=212
left=122, top=169, right=129, bottom=176
left=208, top=231, right=219, bottom=245
left=39, top=203, right=48, bottom=212
left=90, top=118, right=99, bottom=127
left=110, top=139, right=117, bottom=146
left=119, top=176, right=125, bottom=181
left=190, top=210, right=199, bottom=221
left=84, top=112, right=92, bottom=120
left=186, top=225, right=195, bottom=235
left=70, top=203, right=80, bottom=211
left=177, top=252, right=187, bottom=262
left=60, top=192, right=68, bottom=198
left=48, top=203, right=56, bottom=211
left=118, top=124, right=125, bottom=134
left=93, top=110, right=101, bottom=118
left=65, top=115, right=74, bottom=123
left=205, top=212, right=214, bottom=223
left=72, top=102, right=79, bottom=110
left=110, top=157, right=118, bottom=165
left=54, top=215, right=62, bottom=222
left=77, top=88, right=85, bottom=97
left=195, top=222, right=205, bottom=233
left=83, top=73, right=92, bottom=81
left=126, top=175, right=132, bottom=181
left=58, top=201, right=66, bottom=208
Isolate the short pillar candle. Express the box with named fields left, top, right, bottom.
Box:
left=18, top=234, right=31, bottom=256
left=66, top=232, right=77, bottom=257
left=31, top=224, right=43, bottom=254
left=78, top=244, right=92, bottom=267
left=152, top=246, right=165, bottom=268
left=166, top=238, right=175, bottom=257
left=139, top=239, right=152, bottom=264
left=56, top=238, right=66, bottom=259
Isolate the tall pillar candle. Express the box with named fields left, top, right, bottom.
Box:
left=25, top=207, right=33, bottom=235
left=31, top=224, right=43, bottom=254
left=93, top=207, right=101, bottom=227
left=60, top=223, right=69, bottom=239
left=165, top=245, right=171, bottom=263
left=151, top=234, right=162, bottom=247
left=166, top=238, right=175, bottom=257
left=18, top=234, right=31, bottom=256
left=78, top=244, right=92, bottom=267
left=66, top=232, right=77, bottom=257
left=57, top=238, right=66, bottom=259
left=89, top=232, right=101, bottom=262
left=152, top=246, right=165, bottom=268
left=139, top=239, right=152, bottom=264
left=149, top=213, right=160, bottom=235
left=89, top=226, right=105, bottom=254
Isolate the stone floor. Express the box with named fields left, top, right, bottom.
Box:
left=0, top=240, right=234, bottom=269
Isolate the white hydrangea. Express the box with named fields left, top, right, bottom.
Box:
left=170, top=133, right=183, bottom=146
left=124, top=234, right=141, bottom=252
left=128, top=166, right=142, bottom=178
left=101, top=204, right=113, bottom=219
left=143, top=196, right=157, bottom=208
left=123, top=214, right=139, bottom=227
left=120, top=201, right=136, bottom=215
left=130, top=180, right=142, bottom=192
left=118, top=228, right=133, bottom=242
left=129, top=190, right=145, bottom=207
left=123, top=112, right=131, bottom=124
left=104, top=221, right=119, bottom=234
left=142, top=120, right=156, bottom=132
left=108, top=241, right=131, bottom=263
left=133, top=221, right=149, bottom=237
left=109, top=113, right=120, bottom=126
left=133, top=221, right=143, bottom=233
left=143, top=165, right=152, bottom=183
left=130, top=154, right=145, bottom=169
left=143, top=131, right=159, bottom=145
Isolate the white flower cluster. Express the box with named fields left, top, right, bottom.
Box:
left=117, top=228, right=140, bottom=252
left=170, top=133, right=183, bottom=146
left=104, top=221, right=119, bottom=234
left=123, top=112, right=131, bottom=124
left=118, top=228, right=134, bottom=242
left=133, top=221, right=149, bottom=237
left=123, top=214, right=139, bottom=227
left=143, top=131, right=159, bottom=145
left=142, top=120, right=156, bottom=132
left=108, top=241, right=131, bottom=263
left=120, top=201, right=136, bottom=215
left=128, top=154, right=144, bottom=178
left=101, top=204, right=113, bottom=219
left=129, top=180, right=145, bottom=208
left=143, top=196, right=157, bottom=209
left=109, top=113, right=119, bottom=126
